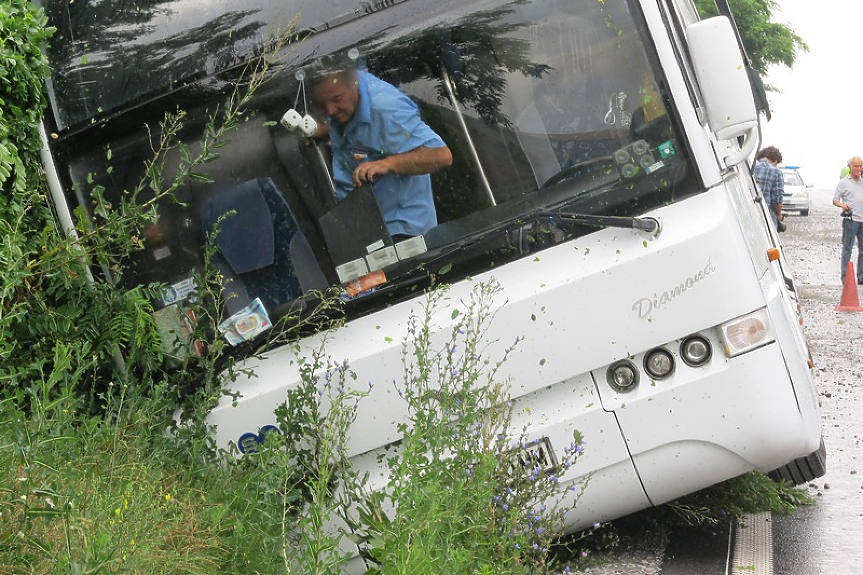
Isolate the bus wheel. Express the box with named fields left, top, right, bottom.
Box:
left=767, top=437, right=827, bottom=485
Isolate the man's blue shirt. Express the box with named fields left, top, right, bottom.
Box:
left=752, top=158, right=784, bottom=207
left=328, top=71, right=445, bottom=236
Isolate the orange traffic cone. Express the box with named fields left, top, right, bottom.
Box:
left=836, top=262, right=863, bottom=311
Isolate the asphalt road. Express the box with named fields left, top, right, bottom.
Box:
left=770, top=188, right=863, bottom=575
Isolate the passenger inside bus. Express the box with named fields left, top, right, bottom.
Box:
left=307, top=67, right=453, bottom=242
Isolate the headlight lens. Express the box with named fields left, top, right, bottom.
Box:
left=607, top=360, right=639, bottom=392
left=644, top=348, right=675, bottom=379
left=680, top=335, right=712, bottom=366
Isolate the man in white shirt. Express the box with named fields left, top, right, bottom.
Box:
left=832, top=156, right=863, bottom=284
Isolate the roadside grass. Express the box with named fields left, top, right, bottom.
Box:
left=0, top=393, right=224, bottom=574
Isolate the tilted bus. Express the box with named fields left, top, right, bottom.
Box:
left=38, top=0, right=825, bottom=565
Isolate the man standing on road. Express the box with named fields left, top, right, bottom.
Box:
left=832, top=156, right=863, bottom=284
left=752, top=146, right=785, bottom=231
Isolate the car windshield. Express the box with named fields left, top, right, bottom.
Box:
left=782, top=170, right=804, bottom=186
left=44, top=0, right=701, bottom=346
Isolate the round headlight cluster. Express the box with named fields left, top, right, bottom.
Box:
left=605, top=337, right=713, bottom=393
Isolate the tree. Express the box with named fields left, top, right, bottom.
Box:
left=695, top=0, right=808, bottom=76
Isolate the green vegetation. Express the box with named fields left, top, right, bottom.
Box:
left=659, top=470, right=812, bottom=528
left=1, top=2, right=811, bottom=574
left=695, top=0, right=808, bottom=75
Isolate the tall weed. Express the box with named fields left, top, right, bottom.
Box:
left=336, top=282, right=588, bottom=574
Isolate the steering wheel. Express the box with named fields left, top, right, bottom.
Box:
left=540, top=156, right=616, bottom=190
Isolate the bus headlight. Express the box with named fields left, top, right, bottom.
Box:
left=680, top=335, right=712, bottom=367
left=720, top=309, right=774, bottom=357
left=644, top=348, right=675, bottom=379
left=607, top=360, right=639, bottom=392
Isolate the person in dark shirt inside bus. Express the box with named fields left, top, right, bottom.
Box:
left=309, top=68, right=452, bottom=241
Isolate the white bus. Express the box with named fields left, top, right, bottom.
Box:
left=39, top=0, right=824, bottom=555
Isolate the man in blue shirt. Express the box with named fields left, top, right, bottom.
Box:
left=752, top=146, right=784, bottom=231
left=310, top=68, right=452, bottom=239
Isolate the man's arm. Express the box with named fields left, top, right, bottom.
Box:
left=833, top=183, right=850, bottom=210
left=352, top=145, right=453, bottom=188
left=774, top=169, right=784, bottom=221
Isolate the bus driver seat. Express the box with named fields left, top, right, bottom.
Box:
left=198, top=177, right=327, bottom=317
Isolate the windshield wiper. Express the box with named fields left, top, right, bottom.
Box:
left=535, top=211, right=661, bottom=235
left=344, top=208, right=662, bottom=303
left=418, top=209, right=660, bottom=275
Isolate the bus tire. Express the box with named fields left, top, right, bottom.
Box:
left=767, top=437, right=827, bottom=485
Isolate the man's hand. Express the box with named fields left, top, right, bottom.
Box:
left=351, top=145, right=452, bottom=188
left=352, top=158, right=393, bottom=187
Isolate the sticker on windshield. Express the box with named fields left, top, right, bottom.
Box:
left=218, top=298, right=272, bottom=345
left=646, top=161, right=665, bottom=175
left=162, top=277, right=197, bottom=305
left=658, top=140, right=676, bottom=159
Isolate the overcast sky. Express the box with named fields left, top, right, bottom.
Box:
left=758, top=0, right=860, bottom=189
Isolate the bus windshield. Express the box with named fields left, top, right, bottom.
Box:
left=45, top=0, right=701, bottom=347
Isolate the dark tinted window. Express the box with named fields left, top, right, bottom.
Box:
left=38, top=0, right=405, bottom=131
left=46, top=0, right=700, bottom=348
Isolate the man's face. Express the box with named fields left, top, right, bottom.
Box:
left=851, top=159, right=863, bottom=179
left=312, top=74, right=359, bottom=126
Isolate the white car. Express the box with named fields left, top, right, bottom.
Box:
left=781, top=166, right=811, bottom=216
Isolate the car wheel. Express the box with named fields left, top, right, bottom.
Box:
left=768, top=437, right=826, bottom=484
left=800, top=208, right=809, bottom=216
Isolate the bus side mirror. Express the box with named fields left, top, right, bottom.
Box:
left=686, top=17, right=758, bottom=166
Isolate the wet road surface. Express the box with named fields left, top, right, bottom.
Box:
left=771, top=189, right=863, bottom=574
